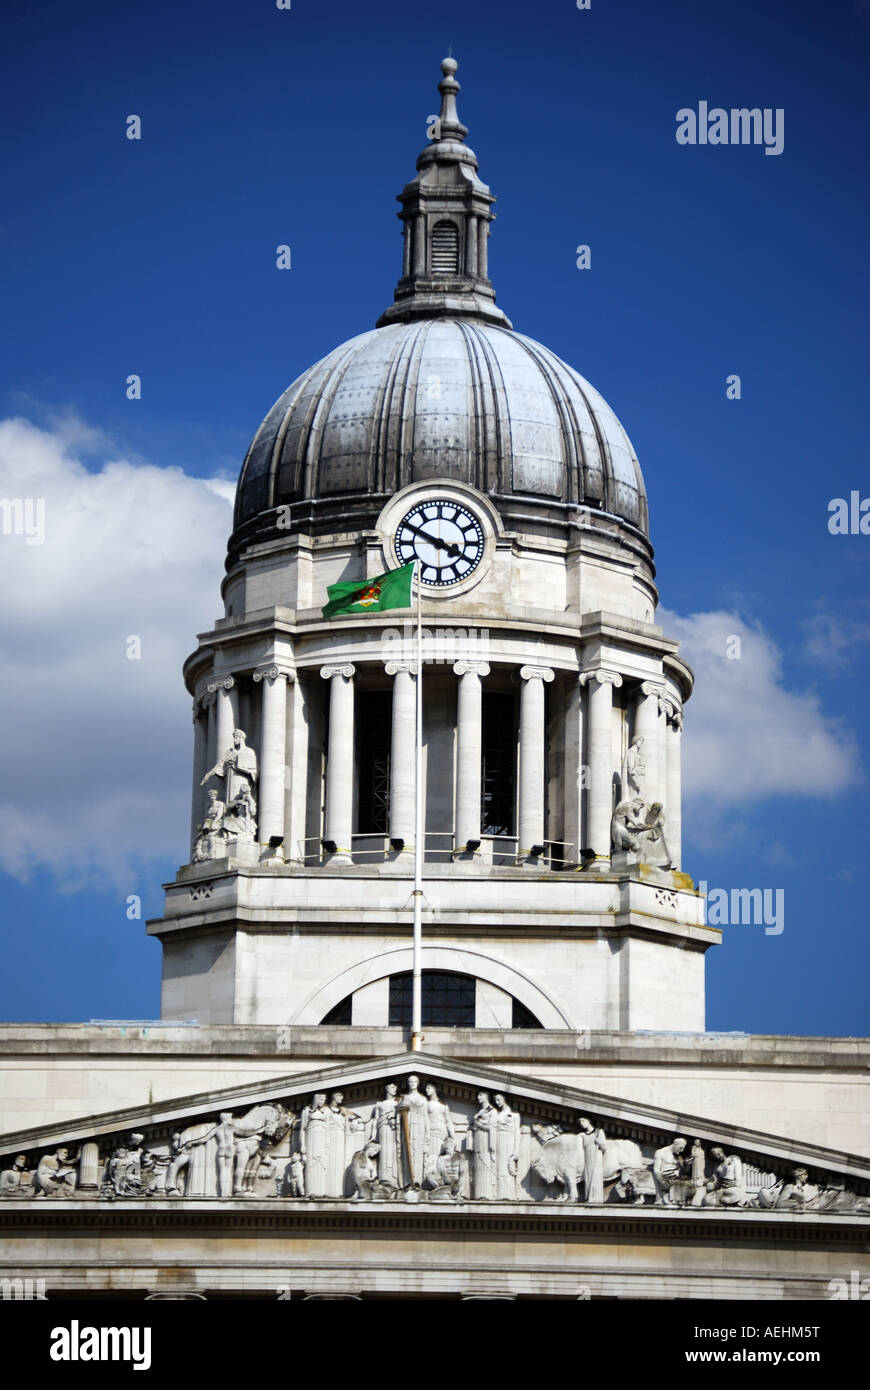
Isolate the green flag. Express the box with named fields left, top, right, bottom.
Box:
left=321, top=561, right=415, bottom=619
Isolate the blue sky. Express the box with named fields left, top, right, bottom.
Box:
left=1, top=0, right=868, bottom=1034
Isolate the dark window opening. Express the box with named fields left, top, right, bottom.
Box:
left=511, top=998, right=543, bottom=1029
left=481, top=691, right=516, bottom=837
left=320, top=996, right=352, bottom=1025
left=356, top=690, right=391, bottom=834
left=388, top=970, right=476, bottom=1027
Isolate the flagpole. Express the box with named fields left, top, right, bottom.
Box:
left=411, top=560, right=423, bottom=1051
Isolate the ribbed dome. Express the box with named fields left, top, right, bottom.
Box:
left=230, top=319, right=648, bottom=564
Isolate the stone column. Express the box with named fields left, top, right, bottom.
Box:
left=479, top=220, right=489, bottom=279
left=253, top=665, right=294, bottom=848
left=453, top=661, right=489, bottom=852
left=385, top=661, right=417, bottom=849
left=664, top=701, right=683, bottom=869
left=205, top=691, right=217, bottom=773
left=209, top=676, right=236, bottom=759
left=402, top=219, right=412, bottom=279
left=413, top=213, right=426, bottom=276
left=633, top=681, right=664, bottom=802
left=284, top=674, right=310, bottom=863
left=579, top=669, right=623, bottom=866
left=78, top=1141, right=101, bottom=1191
left=320, top=665, right=356, bottom=864
left=518, top=666, right=555, bottom=860
left=466, top=215, right=478, bottom=279
left=189, top=699, right=208, bottom=856
left=563, top=674, right=584, bottom=865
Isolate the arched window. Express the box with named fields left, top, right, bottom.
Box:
left=430, top=221, right=459, bottom=276
left=317, top=970, right=543, bottom=1029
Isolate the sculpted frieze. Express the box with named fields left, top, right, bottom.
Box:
left=2, top=1074, right=869, bottom=1215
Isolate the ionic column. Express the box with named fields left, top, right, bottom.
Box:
left=253, top=665, right=294, bottom=847
left=518, top=666, right=555, bottom=860
left=453, top=661, right=490, bottom=851
left=633, top=681, right=664, bottom=801
left=189, top=698, right=209, bottom=856
left=563, top=674, right=584, bottom=865
left=664, top=702, right=683, bottom=869
left=579, top=669, right=623, bottom=865
left=209, top=676, right=236, bottom=758
left=320, top=665, right=356, bottom=863
left=385, top=661, right=417, bottom=849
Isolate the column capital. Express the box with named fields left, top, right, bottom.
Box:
left=320, top=664, right=356, bottom=681
left=579, top=668, right=622, bottom=688
left=207, top=675, right=235, bottom=693
left=519, top=665, right=554, bottom=683
left=639, top=680, right=665, bottom=698
left=661, top=697, right=683, bottom=729
left=453, top=661, right=490, bottom=677
left=253, top=665, right=296, bottom=685
left=385, top=660, right=419, bottom=677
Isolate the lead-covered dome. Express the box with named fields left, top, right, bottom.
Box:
left=229, top=58, right=649, bottom=568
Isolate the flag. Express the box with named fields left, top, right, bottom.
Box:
left=321, top=561, right=415, bottom=619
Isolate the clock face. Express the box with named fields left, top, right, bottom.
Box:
left=395, top=499, right=486, bottom=587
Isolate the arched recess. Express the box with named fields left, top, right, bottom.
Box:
left=289, top=945, right=570, bottom=1029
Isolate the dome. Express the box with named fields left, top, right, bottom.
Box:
left=228, top=58, right=648, bottom=568
left=230, top=319, right=648, bottom=564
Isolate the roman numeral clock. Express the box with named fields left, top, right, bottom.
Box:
left=394, top=498, right=486, bottom=587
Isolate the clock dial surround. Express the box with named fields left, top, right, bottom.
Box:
left=394, top=499, right=486, bottom=587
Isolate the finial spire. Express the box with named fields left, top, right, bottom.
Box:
left=376, top=56, right=512, bottom=330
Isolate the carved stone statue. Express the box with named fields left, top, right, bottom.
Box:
left=755, top=1165, right=819, bottom=1211
left=703, top=1147, right=747, bottom=1208
left=653, top=1136, right=687, bottom=1205
left=424, top=1084, right=454, bottom=1183
left=222, top=788, right=257, bottom=843
left=612, top=797, right=649, bottom=853
left=0, top=1154, right=30, bottom=1196
left=326, top=1091, right=360, bottom=1198
left=300, top=1093, right=330, bottom=1198
left=492, top=1093, right=520, bottom=1200
left=397, top=1075, right=429, bottom=1188
left=623, top=736, right=646, bottom=797
left=368, top=1083, right=400, bottom=1188
left=165, top=1124, right=214, bottom=1196
left=639, top=801, right=673, bottom=869
left=192, top=789, right=226, bottom=863
left=424, top=1137, right=468, bottom=1199
left=349, top=1141, right=397, bottom=1200
left=579, top=1117, right=607, bottom=1203
left=34, top=1147, right=77, bottom=1198
left=689, top=1138, right=707, bottom=1206
left=285, top=1152, right=306, bottom=1198
left=532, top=1125, right=643, bottom=1202
left=469, top=1091, right=496, bottom=1199
left=202, top=728, right=258, bottom=806
left=104, top=1132, right=147, bottom=1198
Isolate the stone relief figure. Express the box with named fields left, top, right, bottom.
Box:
left=612, top=798, right=650, bottom=854
left=368, top=1083, right=400, bottom=1188
left=469, top=1091, right=496, bottom=1199
left=326, top=1092, right=360, bottom=1197
left=104, top=1132, right=148, bottom=1198
left=579, top=1118, right=607, bottom=1204
left=227, top=1104, right=292, bottom=1196
left=425, top=1137, right=469, bottom=1200
left=165, top=1124, right=214, bottom=1196
left=703, top=1148, right=747, bottom=1208
left=0, top=1154, right=30, bottom=1196
left=285, top=1152, right=306, bottom=1198
left=424, top=1084, right=455, bottom=1183
left=623, top=736, right=646, bottom=797
left=222, top=788, right=257, bottom=843
left=639, top=802, right=673, bottom=869
left=202, top=728, right=258, bottom=806
left=192, top=789, right=226, bottom=863
left=755, top=1165, right=819, bottom=1211
left=34, top=1147, right=77, bottom=1198
left=300, top=1093, right=330, bottom=1198
left=653, top=1136, right=687, bottom=1205
left=397, top=1075, right=429, bottom=1187
left=492, top=1093, right=520, bottom=1199
left=689, top=1139, right=707, bottom=1207
left=350, top=1141, right=397, bottom=1200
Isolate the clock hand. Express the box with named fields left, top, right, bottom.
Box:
left=401, top=521, right=460, bottom=558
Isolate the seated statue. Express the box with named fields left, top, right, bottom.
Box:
left=350, top=1142, right=396, bottom=1200
left=192, top=789, right=226, bottom=863
left=34, top=1147, right=77, bottom=1198
left=612, top=798, right=673, bottom=868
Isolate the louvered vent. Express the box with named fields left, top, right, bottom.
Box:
left=431, top=221, right=459, bottom=275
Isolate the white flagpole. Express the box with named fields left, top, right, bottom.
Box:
left=411, top=560, right=424, bottom=1051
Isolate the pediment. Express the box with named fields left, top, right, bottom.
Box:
left=2, top=1051, right=868, bottom=1216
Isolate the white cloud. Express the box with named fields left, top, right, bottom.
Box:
left=0, top=416, right=231, bottom=889
left=800, top=606, right=870, bottom=672
left=660, top=608, right=860, bottom=846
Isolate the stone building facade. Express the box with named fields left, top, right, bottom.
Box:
left=1, top=58, right=868, bottom=1302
